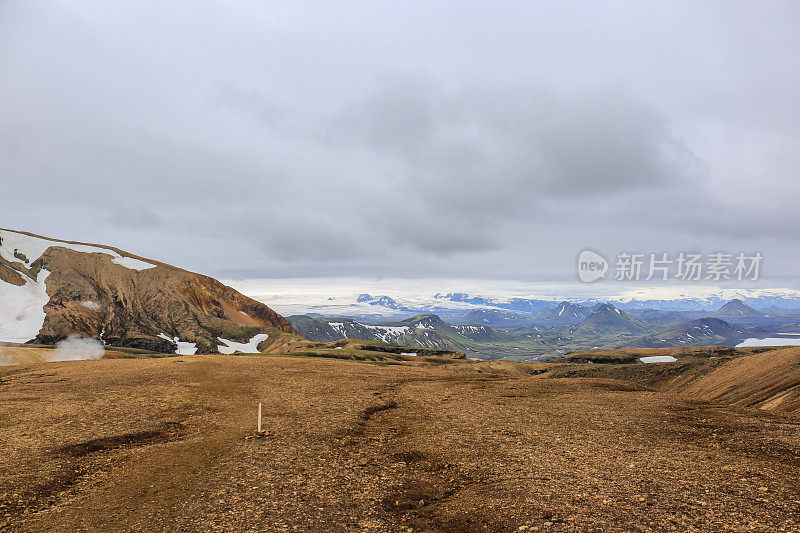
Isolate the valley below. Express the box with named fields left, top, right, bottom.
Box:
left=2, top=347, right=800, bottom=532
left=287, top=302, right=800, bottom=361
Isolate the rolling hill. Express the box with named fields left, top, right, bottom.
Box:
left=627, top=308, right=692, bottom=326
left=457, top=308, right=531, bottom=327
left=285, top=316, right=402, bottom=343
left=635, top=317, right=746, bottom=347
left=289, top=313, right=475, bottom=353
left=452, top=323, right=510, bottom=342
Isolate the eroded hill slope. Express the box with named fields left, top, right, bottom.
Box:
left=0, top=228, right=296, bottom=354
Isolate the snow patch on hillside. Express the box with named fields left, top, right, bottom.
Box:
left=640, top=355, right=678, bottom=363
left=217, top=333, right=269, bottom=354
left=361, top=324, right=409, bottom=342
left=736, top=337, right=800, bottom=347
left=0, top=229, right=158, bottom=343
left=0, top=229, right=155, bottom=272
left=158, top=333, right=198, bottom=355
left=0, top=269, right=50, bottom=343
left=110, top=256, right=156, bottom=271
left=327, top=322, right=348, bottom=338
left=457, top=325, right=485, bottom=333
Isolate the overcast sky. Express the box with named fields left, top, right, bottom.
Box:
left=2, top=1, right=799, bottom=289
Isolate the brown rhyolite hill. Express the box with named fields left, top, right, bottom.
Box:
left=2, top=229, right=296, bottom=353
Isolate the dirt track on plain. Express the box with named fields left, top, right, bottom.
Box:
left=1, top=356, right=799, bottom=532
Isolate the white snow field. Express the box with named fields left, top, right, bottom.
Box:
left=361, top=324, right=409, bottom=342
left=0, top=229, right=157, bottom=343
left=0, top=229, right=155, bottom=272
left=736, top=337, right=800, bottom=347
left=0, top=269, right=50, bottom=343
left=217, top=333, right=270, bottom=354
left=158, top=333, right=198, bottom=355
left=327, top=322, right=347, bottom=338
left=640, top=355, right=678, bottom=363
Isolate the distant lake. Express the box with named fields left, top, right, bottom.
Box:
left=736, top=335, right=800, bottom=347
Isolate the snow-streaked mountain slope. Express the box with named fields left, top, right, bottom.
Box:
left=0, top=228, right=296, bottom=353
left=0, top=228, right=155, bottom=272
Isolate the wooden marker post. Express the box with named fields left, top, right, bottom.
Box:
left=257, top=402, right=262, bottom=433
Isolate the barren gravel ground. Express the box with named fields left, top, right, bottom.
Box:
left=1, top=355, right=799, bottom=532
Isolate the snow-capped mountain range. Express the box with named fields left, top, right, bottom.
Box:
left=228, top=282, right=800, bottom=324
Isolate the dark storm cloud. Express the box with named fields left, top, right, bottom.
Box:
left=0, top=0, right=798, bottom=283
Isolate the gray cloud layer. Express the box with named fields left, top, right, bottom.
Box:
left=1, top=1, right=799, bottom=284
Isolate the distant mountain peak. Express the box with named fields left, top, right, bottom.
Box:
left=402, top=313, right=447, bottom=328
left=354, top=294, right=409, bottom=311
left=574, top=303, right=646, bottom=335
left=533, top=301, right=588, bottom=324
left=594, top=303, right=618, bottom=312
left=712, top=299, right=766, bottom=318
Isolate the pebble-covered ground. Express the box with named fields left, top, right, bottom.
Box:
left=1, top=355, right=798, bottom=532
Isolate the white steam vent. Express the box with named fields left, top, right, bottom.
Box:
left=48, top=336, right=105, bottom=361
